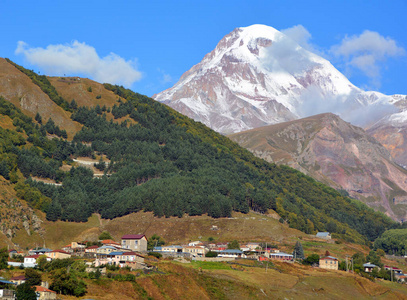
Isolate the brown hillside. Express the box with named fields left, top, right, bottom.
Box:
left=0, top=58, right=83, bottom=138
left=58, top=261, right=407, bottom=299
left=48, top=76, right=119, bottom=108
left=229, top=113, right=407, bottom=221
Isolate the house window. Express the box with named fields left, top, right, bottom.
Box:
left=135, top=241, right=138, bottom=245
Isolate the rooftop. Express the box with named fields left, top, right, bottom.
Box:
left=122, top=234, right=146, bottom=240
left=316, top=232, right=331, bottom=237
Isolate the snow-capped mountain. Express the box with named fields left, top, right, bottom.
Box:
left=154, top=24, right=399, bottom=134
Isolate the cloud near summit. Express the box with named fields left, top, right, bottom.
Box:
left=331, top=30, right=405, bottom=88
left=15, top=41, right=142, bottom=87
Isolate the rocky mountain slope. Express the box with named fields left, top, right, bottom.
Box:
left=367, top=94, right=407, bottom=167
left=229, top=113, right=407, bottom=221
left=154, top=24, right=400, bottom=134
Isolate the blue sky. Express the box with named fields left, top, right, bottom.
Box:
left=1, top=0, right=406, bottom=96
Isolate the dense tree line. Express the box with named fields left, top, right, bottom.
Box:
left=0, top=78, right=397, bottom=243
left=374, top=228, right=407, bottom=255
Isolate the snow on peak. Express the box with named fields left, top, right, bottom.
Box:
left=154, top=24, right=403, bottom=134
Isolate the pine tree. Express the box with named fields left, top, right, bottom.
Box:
left=292, top=241, right=305, bottom=260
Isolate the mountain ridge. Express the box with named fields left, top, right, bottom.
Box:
left=154, top=24, right=401, bottom=134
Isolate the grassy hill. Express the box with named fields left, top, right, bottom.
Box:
left=23, top=260, right=407, bottom=299
left=0, top=58, right=399, bottom=248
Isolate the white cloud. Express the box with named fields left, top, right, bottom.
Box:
left=261, top=31, right=319, bottom=75
left=157, top=68, right=172, bottom=84
left=331, top=30, right=405, bottom=88
left=15, top=41, right=142, bottom=87
left=298, top=86, right=397, bottom=127
left=281, top=25, right=323, bottom=56
left=281, top=25, right=311, bottom=49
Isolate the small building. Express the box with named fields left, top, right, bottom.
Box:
left=8, top=249, right=18, bottom=258
left=316, top=232, right=331, bottom=240
left=161, top=245, right=183, bottom=253
left=246, top=243, right=260, bottom=251
left=319, top=256, right=339, bottom=270
left=29, top=248, right=52, bottom=255
left=384, top=265, right=403, bottom=275
left=188, top=241, right=203, bottom=246
left=0, top=289, right=15, bottom=300
left=218, top=249, right=245, bottom=258
left=96, top=245, right=120, bottom=255
left=24, top=255, right=40, bottom=267
left=46, top=250, right=72, bottom=260
left=10, top=275, right=26, bottom=285
left=269, top=252, right=293, bottom=261
left=62, top=242, right=86, bottom=253
left=363, top=263, right=377, bottom=273
left=85, top=245, right=99, bottom=253
left=121, top=234, right=148, bottom=252
left=183, top=246, right=207, bottom=257
left=35, top=285, right=57, bottom=300
left=101, top=239, right=121, bottom=248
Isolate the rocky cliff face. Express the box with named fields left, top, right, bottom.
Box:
left=229, top=113, right=407, bottom=221
left=154, top=24, right=398, bottom=134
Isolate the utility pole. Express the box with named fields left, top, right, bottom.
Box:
left=351, top=258, right=354, bottom=273
left=346, top=256, right=349, bottom=272
left=391, top=267, right=393, bottom=282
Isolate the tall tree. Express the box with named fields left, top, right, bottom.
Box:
left=228, top=240, right=240, bottom=250
left=15, top=283, right=37, bottom=300
left=0, top=247, right=8, bottom=269
left=292, top=241, right=305, bottom=260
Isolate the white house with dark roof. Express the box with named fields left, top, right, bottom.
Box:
left=218, top=249, right=245, bottom=258
left=363, top=263, right=378, bottom=273
left=121, top=234, right=147, bottom=252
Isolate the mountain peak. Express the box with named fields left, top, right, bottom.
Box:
left=154, top=25, right=397, bottom=134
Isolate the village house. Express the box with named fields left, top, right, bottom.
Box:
left=384, top=265, right=403, bottom=275
left=85, top=245, right=99, bottom=253
left=160, top=245, right=183, bottom=253
left=121, top=234, right=148, bottom=252
left=94, top=251, right=123, bottom=267
left=35, top=285, right=57, bottom=300
left=240, top=244, right=250, bottom=252
left=94, top=251, right=146, bottom=269
left=29, top=248, right=52, bottom=256
left=246, top=242, right=260, bottom=251
left=316, top=232, right=332, bottom=240
left=46, top=249, right=72, bottom=260
left=269, top=252, right=293, bottom=261
left=24, top=255, right=40, bottom=267
left=188, top=241, right=203, bottom=246
left=9, top=275, right=26, bottom=285
left=101, top=239, right=121, bottom=248
left=0, top=288, right=15, bottom=300
left=96, top=245, right=120, bottom=256
left=62, top=241, right=86, bottom=253
left=218, top=249, right=245, bottom=258
left=319, top=256, right=339, bottom=270
left=183, top=246, right=208, bottom=257
left=119, top=252, right=146, bottom=269
left=8, top=250, right=17, bottom=258
left=363, top=263, right=378, bottom=273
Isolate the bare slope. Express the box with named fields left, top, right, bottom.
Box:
left=0, top=58, right=82, bottom=138
left=229, top=113, right=407, bottom=221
